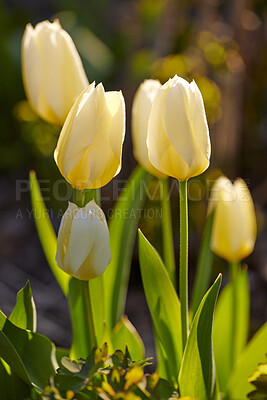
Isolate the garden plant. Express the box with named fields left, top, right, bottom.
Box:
left=0, top=19, right=266, bottom=400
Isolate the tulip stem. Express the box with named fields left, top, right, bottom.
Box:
left=80, top=280, right=97, bottom=350
left=179, top=180, right=189, bottom=351
left=229, top=261, right=241, bottom=368
left=160, top=178, right=176, bottom=287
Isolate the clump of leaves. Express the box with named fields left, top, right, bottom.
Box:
left=39, top=343, right=179, bottom=400
left=247, top=356, right=267, bottom=400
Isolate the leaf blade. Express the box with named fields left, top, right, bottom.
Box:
left=9, top=281, right=36, bottom=332
left=178, top=274, right=222, bottom=400
left=29, top=171, right=70, bottom=296
left=138, top=229, right=183, bottom=383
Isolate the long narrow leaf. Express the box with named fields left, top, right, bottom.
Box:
left=29, top=171, right=70, bottom=296
left=227, top=322, right=267, bottom=399
left=178, top=274, right=222, bottom=400
left=213, top=267, right=249, bottom=393
left=138, top=229, right=183, bottom=383
left=103, top=166, right=152, bottom=328
left=190, top=212, right=214, bottom=317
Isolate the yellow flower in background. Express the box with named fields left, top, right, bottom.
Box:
left=21, top=20, right=88, bottom=125
left=209, top=176, right=257, bottom=262
left=56, top=201, right=112, bottom=280
left=132, top=79, right=166, bottom=178
left=147, top=75, right=211, bottom=181
left=54, top=82, right=126, bottom=190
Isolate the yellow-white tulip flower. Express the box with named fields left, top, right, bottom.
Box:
left=21, top=20, right=88, bottom=125
left=54, top=82, right=126, bottom=190
left=132, top=79, right=166, bottom=178
left=147, top=75, right=211, bottom=181
left=56, top=201, right=112, bottom=280
left=210, top=176, right=257, bottom=262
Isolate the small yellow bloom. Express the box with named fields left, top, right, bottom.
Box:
left=54, top=82, right=126, bottom=190
left=21, top=20, right=88, bottom=125
left=56, top=201, right=112, bottom=280
left=147, top=75, right=211, bottom=181
left=131, top=80, right=166, bottom=178
left=210, top=176, right=257, bottom=262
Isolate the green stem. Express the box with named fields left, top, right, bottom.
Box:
left=229, top=261, right=241, bottom=367
left=80, top=280, right=97, bottom=349
left=160, top=178, right=176, bottom=287
left=179, top=180, right=189, bottom=351
left=72, top=188, right=98, bottom=350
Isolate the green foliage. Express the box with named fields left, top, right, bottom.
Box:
left=39, top=344, right=178, bottom=400
left=248, top=356, right=267, bottom=399
left=9, top=280, right=37, bottom=332
left=111, top=316, right=145, bottom=362
left=178, top=275, right=222, bottom=400
left=0, top=310, right=57, bottom=391
left=138, top=229, right=183, bottom=384
left=213, top=267, right=250, bottom=393
left=103, top=166, right=153, bottom=328
left=190, top=212, right=214, bottom=317
left=29, top=171, right=70, bottom=296
left=227, top=323, right=267, bottom=399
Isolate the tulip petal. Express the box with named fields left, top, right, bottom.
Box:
left=189, top=81, right=211, bottom=160
left=56, top=202, right=78, bottom=273
left=162, top=78, right=197, bottom=167
left=63, top=201, right=111, bottom=279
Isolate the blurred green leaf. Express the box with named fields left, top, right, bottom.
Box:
left=138, top=229, right=182, bottom=383
left=9, top=281, right=36, bottom=332
left=190, top=212, right=214, bottom=317
left=213, top=268, right=249, bottom=393
left=178, top=274, right=222, bottom=400
left=111, top=315, right=145, bottom=361
left=0, top=310, right=57, bottom=390
left=103, top=166, right=152, bottom=328
left=29, top=171, right=70, bottom=296
left=227, top=323, right=267, bottom=399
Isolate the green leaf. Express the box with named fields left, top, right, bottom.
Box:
left=103, top=166, right=153, bottom=328
left=138, top=229, right=183, bottom=383
left=227, top=322, right=267, bottom=399
left=213, top=267, right=249, bottom=393
left=190, top=212, right=214, bottom=317
left=9, top=281, right=36, bottom=332
left=55, top=347, right=69, bottom=366
left=178, top=274, right=222, bottom=400
left=0, top=310, right=57, bottom=390
left=29, top=171, right=70, bottom=296
left=0, top=359, right=31, bottom=400
left=111, top=315, right=145, bottom=361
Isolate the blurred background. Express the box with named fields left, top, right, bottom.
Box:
left=0, top=0, right=266, bottom=357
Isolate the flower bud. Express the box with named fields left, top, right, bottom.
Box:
left=209, top=176, right=257, bottom=262
left=56, top=201, right=112, bottom=280
left=147, top=75, right=211, bottom=181
left=21, top=20, right=88, bottom=125
left=131, top=80, right=166, bottom=178
left=54, top=82, right=126, bottom=190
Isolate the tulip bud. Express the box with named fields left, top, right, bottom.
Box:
left=54, top=82, right=125, bottom=190
left=147, top=75, right=211, bottom=181
left=56, top=201, right=112, bottom=280
left=209, top=176, right=257, bottom=262
left=21, top=20, right=88, bottom=125
left=131, top=80, right=166, bottom=178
